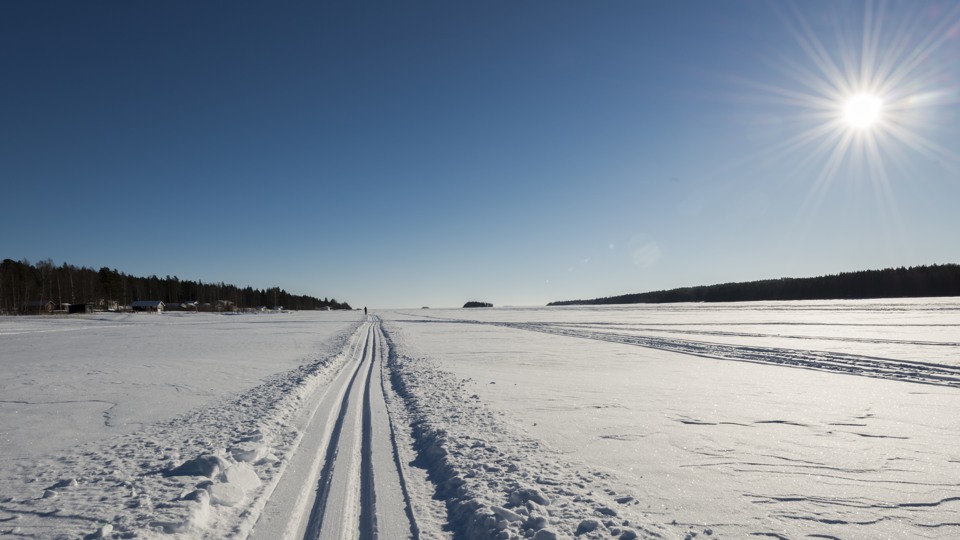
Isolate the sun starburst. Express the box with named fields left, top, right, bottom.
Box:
left=743, top=1, right=960, bottom=221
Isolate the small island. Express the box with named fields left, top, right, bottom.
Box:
left=463, top=301, right=493, bottom=308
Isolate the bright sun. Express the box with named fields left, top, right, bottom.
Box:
left=843, top=93, right=883, bottom=129
left=746, top=2, right=960, bottom=223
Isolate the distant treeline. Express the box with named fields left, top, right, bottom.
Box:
left=548, top=264, right=960, bottom=306
left=463, top=301, right=493, bottom=308
left=1, top=258, right=351, bottom=314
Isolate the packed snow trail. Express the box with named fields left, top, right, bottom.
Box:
left=251, top=318, right=417, bottom=540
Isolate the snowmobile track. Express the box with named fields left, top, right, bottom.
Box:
left=404, top=315, right=960, bottom=389
left=500, top=322, right=960, bottom=389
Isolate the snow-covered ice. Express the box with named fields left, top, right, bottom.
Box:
left=1, top=299, right=958, bottom=539
left=0, top=311, right=362, bottom=538
left=383, top=298, right=960, bottom=539
left=0, top=312, right=360, bottom=459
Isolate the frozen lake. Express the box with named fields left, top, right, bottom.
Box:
left=382, top=298, right=960, bottom=538
left=0, top=311, right=360, bottom=459
left=1, top=299, right=958, bottom=539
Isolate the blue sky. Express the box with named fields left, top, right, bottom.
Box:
left=3, top=1, right=958, bottom=308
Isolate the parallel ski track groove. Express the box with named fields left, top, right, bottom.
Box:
left=302, top=324, right=371, bottom=540
left=359, top=327, right=376, bottom=540
left=300, top=318, right=418, bottom=540
left=376, top=326, right=421, bottom=540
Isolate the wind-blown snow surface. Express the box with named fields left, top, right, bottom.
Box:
left=1, top=299, right=958, bottom=539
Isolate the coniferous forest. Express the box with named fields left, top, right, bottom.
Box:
left=0, top=258, right=351, bottom=314
left=548, top=264, right=960, bottom=306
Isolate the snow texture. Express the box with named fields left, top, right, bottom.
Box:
left=1, top=299, right=958, bottom=539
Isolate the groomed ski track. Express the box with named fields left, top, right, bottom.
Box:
left=250, top=317, right=418, bottom=540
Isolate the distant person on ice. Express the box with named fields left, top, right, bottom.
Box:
left=364, top=307, right=367, bottom=315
